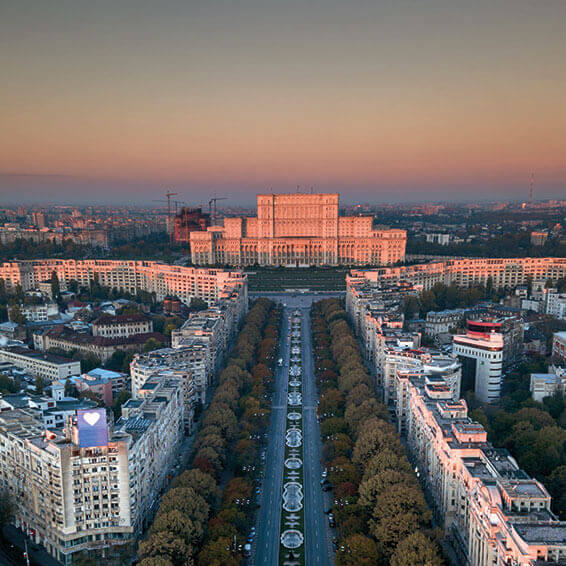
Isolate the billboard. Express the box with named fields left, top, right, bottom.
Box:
left=77, top=408, right=108, bottom=448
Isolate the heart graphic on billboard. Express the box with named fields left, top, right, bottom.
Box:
left=83, top=412, right=101, bottom=426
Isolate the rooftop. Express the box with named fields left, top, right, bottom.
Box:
left=0, top=346, right=79, bottom=366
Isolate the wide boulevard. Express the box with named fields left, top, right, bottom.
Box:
left=253, top=294, right=333, bottom=566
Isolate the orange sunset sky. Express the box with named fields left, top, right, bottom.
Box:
left=1, top=0, right=565, bottom=204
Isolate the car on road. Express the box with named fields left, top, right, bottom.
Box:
left=328, top=514, right=336, bottom=527
left=321, top=468, right=327, bottom=478
left=243, top=544, right=251, bottom=557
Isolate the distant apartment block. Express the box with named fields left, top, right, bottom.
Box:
left=453, top=320, right=504, bottom=403
left=545, top=289, right=566, bottom=320
left=530, top=366, right=566, bottom=402
left=425, top=232, right=450, bottom=245
left=0, top=346, right=81, bottom=381
left=173, top=207, right=210, bottom=244
left=17, top=301, right=59, bottom=322
left=33, top=325, right=167, bottom=364
left=190, top=192, right=407, bottom=266
left=0, top=259, right=248, bottom=310
left=531, top=230, right=548, bottom=246
left=91, top=313, right=153, bottom=338
left=425, top=309, right=466, bottom=337
left=348, top=257, right=566, bottom=292
left=131, top=344, right=209, bottom=403
left=552, top=332, right=566, bottom=361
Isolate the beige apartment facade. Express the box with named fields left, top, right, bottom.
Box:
left=0, top=374, right=186, bottom=565
left=0, top=260, right=248, bottom=312
left=347, top=257, right=566, bottom=292
left=190, top=193, right=407, bottom=266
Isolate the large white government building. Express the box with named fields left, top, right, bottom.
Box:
left=190, top=192, right=407, bottom=266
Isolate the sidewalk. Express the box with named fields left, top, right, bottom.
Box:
left=3, top=525, right=61, bottom=566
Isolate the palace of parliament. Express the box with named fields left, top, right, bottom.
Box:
left=189, top=192, right=407, bottom=266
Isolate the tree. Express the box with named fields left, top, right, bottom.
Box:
left=51, top=270, right=61, bottom=299
left=222, top=477, right=252, bottom=506
left=370, top=484, right=431, bottom=555
left=390, top=532, right=444, bottom=566
left=138, top=531, right=193, bottom=566
left=8, top=304, right=26, bottom=324
left=105, top=350, right=128, bottom=372
left=77, top=353, right=101, bottom=373
left=172, top=469, right=220, bottom=507
left=159, top=487, right=210, bottom=528
left=352, top=418, right=402, bottom=467
left=144, top=337, right=164, bottom=352
left=68, top=279, right=79, bottom=293
left=321, top=417, right=348, bottom=437
left=0, top=374, right=20, bottom=394
left=197, top=537, right=239, bottom=566
left=35, top=375, right=44, bottom=394
left=547, top=466, right=566, bottom=519
left=139, top=558, right=174, bottom=566
left=189, top=297, right=208, bottom=312
left=359, top=469, right=415, bottom=509
left=112, top=389, right=131, bottom=419
left=64, top=378, right=76, bottom=397
left=152, top=509, right=203, bottom=546
left=335, top=533, right=380, bottom=566
left=0, top=490, right=14, bottom=527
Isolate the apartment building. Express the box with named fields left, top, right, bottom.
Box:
left=172, top=313, right=225, bottom=374
left=33, top=325, right=166, bottom=364
left=396, top=371, right=566, bottom=566
left=116, top=375, right=185, bottom=527
left=0, top=346, right=81, bottom=381
left=468, top=305, right=524, bottom=368
left=133, top=292, right=244, bottom=403
left=453, top=320, right=504, bottom=404
left=530, top=366, right=566, bottom=402
left=348, top=257, right=566, bottom=292
left=384, top=350, right=461, bottom=411
left=425, top=309, right=466, bottom=337
left=552, top=332, right=566, bottom=362
left=91, top=314, right=153, bottom=338
left=18, top=301, right=59, bottom=322
left=346, top=277, right=418, bottom=337
left=0, top=259, right=248, bottom=311
left=0, top=374, right=185, bottom=565
left=131, top=343, right=209, bottom=403
left=545, top=290, right=566, bottom=320
left=0, top=409, right=133, bottom=565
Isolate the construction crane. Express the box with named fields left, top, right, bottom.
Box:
left=208, top=197, right=227, bottom=226
left=153, top=191, right=178, bottom=244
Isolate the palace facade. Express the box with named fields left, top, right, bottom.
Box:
left=190, top=193, right=407, bottom=266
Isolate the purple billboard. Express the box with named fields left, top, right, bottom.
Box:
left=77, top=408, right=108, bottom=448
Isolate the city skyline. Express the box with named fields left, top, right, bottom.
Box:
left=2, top=0, right=566, bottom=204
